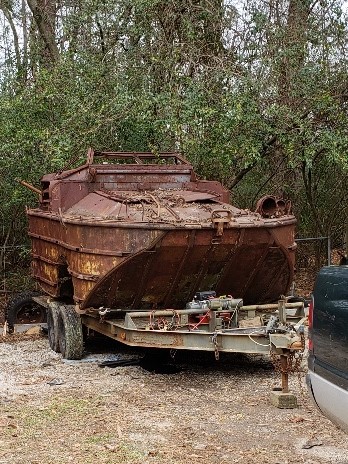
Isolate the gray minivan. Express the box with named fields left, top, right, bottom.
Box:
left=307, top=265, right=348, bottom=432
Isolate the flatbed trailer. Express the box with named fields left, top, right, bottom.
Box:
left=80, top=303, right=304, bottom=355
left=31, top=294, right=305, bottom=398
left=13, top=150, right=306, bottom=405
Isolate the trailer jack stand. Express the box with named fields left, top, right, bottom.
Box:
left=270, top=354, right=298, bottom=409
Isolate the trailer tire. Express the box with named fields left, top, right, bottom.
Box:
left=47, top=302, right=61, bottom=353
left=5, top=292, right=46, bottom=334
left=57, top=304, right=84, bottom=360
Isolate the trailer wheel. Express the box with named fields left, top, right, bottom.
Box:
left=5, top=292, right=46, bottom=334
left=47, top=302, right=61, bottom=353
left=57, top=304, right=84, bottom=360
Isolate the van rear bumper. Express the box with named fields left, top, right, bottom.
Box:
left=307, top=370, right=348, bottom=433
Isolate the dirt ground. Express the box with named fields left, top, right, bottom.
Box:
left=1, top=335, right=348, bottom=464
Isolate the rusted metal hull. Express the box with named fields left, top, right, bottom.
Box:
left=25, top=150, right=297, bottom=310
left=28, top=212, right=295, bottom=308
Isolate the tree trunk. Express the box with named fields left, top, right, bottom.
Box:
left=26, top=0, right=59, bottom=64
left=278, top=0, right=312, bottom=105
left=0, top=2, right=22, bottom=75
left=21, top=0, right=29, bottom=83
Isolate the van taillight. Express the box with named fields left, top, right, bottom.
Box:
left=308, top=298, right=313, bottom=351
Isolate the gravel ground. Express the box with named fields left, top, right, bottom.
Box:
left=0, top=335, right=348, bottom=464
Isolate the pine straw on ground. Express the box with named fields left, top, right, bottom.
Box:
left=0, top=333, right=43, bottom=344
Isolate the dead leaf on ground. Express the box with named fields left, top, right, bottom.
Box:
left=0, top=418, right=18, bottom=429
left=289, top=415, right=313, bottom=424
left=7, top=423, right=18, bottom=429
left=104, top=443, right=117, bottom=452
left=289, top=416, right=305, bottom=423
left=21, top=379, right=40, bottom=385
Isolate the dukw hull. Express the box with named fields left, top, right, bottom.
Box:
left=27, top=151, right=296, bottom=310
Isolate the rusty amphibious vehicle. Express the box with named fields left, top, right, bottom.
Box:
left=27, top=149, right=296, bottom=311
left=13, top=148, right=307, bottom=399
